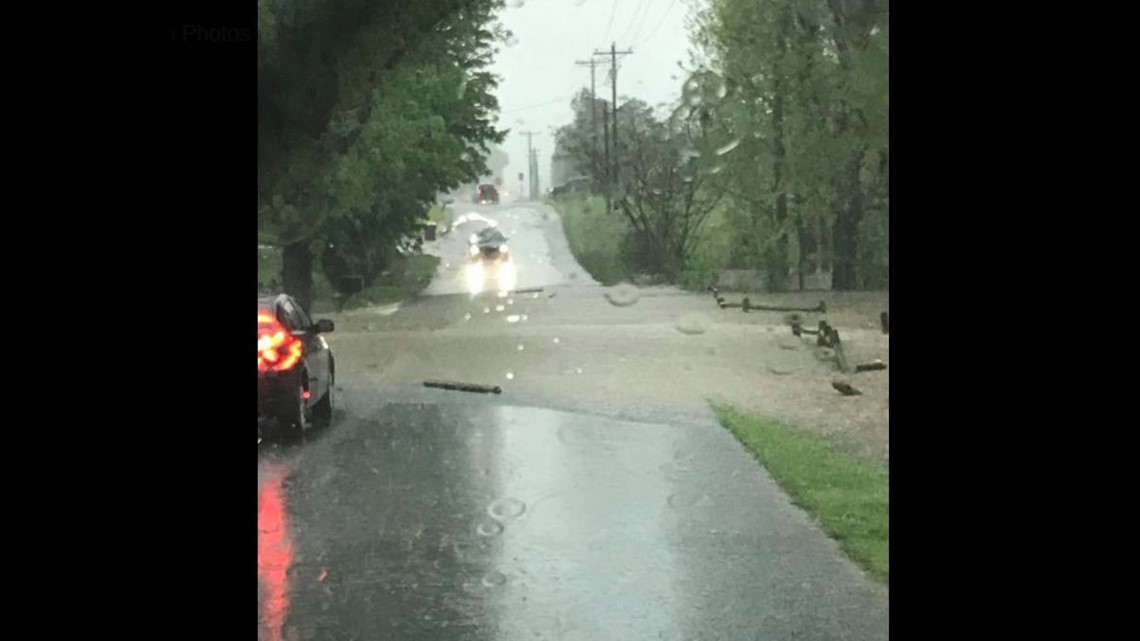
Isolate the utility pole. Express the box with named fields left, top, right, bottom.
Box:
left=593, top=43, right=632, bottom=213
left=574, top=59, right=600, bottom=172
left=520, top=130, right=537, bottom=200
left=529, top=147, right=540, bottom=200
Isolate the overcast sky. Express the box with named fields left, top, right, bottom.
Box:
left=489, top=0, right=698, bottom=194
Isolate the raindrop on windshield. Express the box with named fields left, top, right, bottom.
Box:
left=517, top=343, right=525, bottom=351
left=604, top=283, right=641, bottom=307
left=553, top=337, right=560, bottom=344
left=675, top=313, right=712, bottom=335
left=708, top=165, right=724, bottom=175
left=505, top=34, right=519, bottom=47
left=483, top=306, right=491, bottom=314
left=507, top=314, right=521, bottom=323
left=488, top=497, right=527, bottom=520
left=481, top=571, right=508, bottom=588
left=521, top=314, right=529, bottom=321
left=505, top=371, right=515, bottom=380
left=496, top=304, right=505, bottom=312
left=717, top=139, right=741, bottom=156
left=463, top=313, right=471, bottom=321
left=509, top=0, right=525, bottom=7
left=476, top=520, right=504, bottom=537
left=575, top=368, right=583, bottom=374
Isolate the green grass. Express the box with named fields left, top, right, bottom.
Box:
left=426, top=203, right=452, bottom=227
left=713, top=404, right=889, bottom=584
left=258, top=247, right=439, bottom=313
left=552, top=195, right=631, bottom=285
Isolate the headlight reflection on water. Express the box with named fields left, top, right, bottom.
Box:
left=466, top=261, right=485, bottom=295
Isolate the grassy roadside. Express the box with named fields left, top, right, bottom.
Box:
left=713, top=404, right=889, bottom=584
left=550, top=195, right=631, bottom=286
left=258, top=247, right=439, bottom=313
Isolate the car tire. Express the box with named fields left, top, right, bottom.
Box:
left=274, top=375, right=309, bottom=443
left=313, top=363, right=334, bottom=427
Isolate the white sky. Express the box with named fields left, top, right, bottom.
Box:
left=490, top=0, right=698, bottom=193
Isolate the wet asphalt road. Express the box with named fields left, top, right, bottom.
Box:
left=258, top=202, right=888, bottom=640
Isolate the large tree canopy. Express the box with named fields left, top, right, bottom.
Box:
left=257, top=0, right=508, bottom=309
left=692, top=0, right=888, bottom=290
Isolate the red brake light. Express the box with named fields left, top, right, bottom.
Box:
left=258, top=313, right=303, bottom=373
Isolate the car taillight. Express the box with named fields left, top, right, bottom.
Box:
left=258, top=313, right=303, bottom=373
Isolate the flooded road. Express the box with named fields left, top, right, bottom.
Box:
left=259, top=201, right=888, bottom=640
left=258, top=397, right=887, bottom=640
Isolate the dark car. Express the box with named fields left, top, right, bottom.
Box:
left=258, top=294, right=336, bottom=441
left=475, top=184, right=500, bottom=204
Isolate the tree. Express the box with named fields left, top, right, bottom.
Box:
left=257, top=0, right=507, bottom=310
left=691, top=0, right=888, bottom=290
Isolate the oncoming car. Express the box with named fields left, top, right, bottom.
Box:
left=466, top=227, right=517, bottom=294
left=257, top=294, right=336, bottom=441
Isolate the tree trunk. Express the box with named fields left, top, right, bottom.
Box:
left=282, top=241, right=315, bottom=313
left=796, top=211, right=814, bottom=290
left=820, top=215, right=832, bottom=272
left=768, top=6, right=791, bottom=293
left=831, top=154, right=865, bottom=291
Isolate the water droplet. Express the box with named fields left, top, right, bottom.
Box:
left=553, top=337, right=560, bottom=344
left=708, top=165, right=724, bottom=175
left=483, top=307, right=491, bottom=314
left=575, top=368, right=583, bottom=374
left=505, top=371, right=515, bottom=380
left=717, top=139, right=741, bottom=156
left=476, top=520, right=504, bottom=537
left=481, top=571, right=508, bottom=587
left=675, top=313, right=711, bottom=335
left=604, top=283, right=640, bottom=307
left=506, top=314, right=521, bottom=323
left=505, top=34, right=519, bottom=47
left=507, top=298, right=514, bottom=305
left=517, top=343, right=525, bottom=351
left=667, top=490, right=706, bottom=509
left=509, top=0, right=525, bottom=7
left=496, top=304, right=506, bottom=312
left=463, top=313, right=471, bottom=321
left=488, top=497, right=527, bottom=520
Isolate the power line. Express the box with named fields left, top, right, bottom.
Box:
left=601, top=0, right=620, bottom=46
left=638, top=0, right=677, bottom=45
left=627, top=0, right=655, bottom=42
left=500, top=94, right=577, bottom=114
left=617, top=0, right=648, bottom=43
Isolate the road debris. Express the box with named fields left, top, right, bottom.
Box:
left=424, top=380, right=503, bottom=394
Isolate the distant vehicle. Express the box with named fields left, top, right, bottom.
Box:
left=258, top=294, right=336, bottom=441
left=475, top=184, right=500, bottom=204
